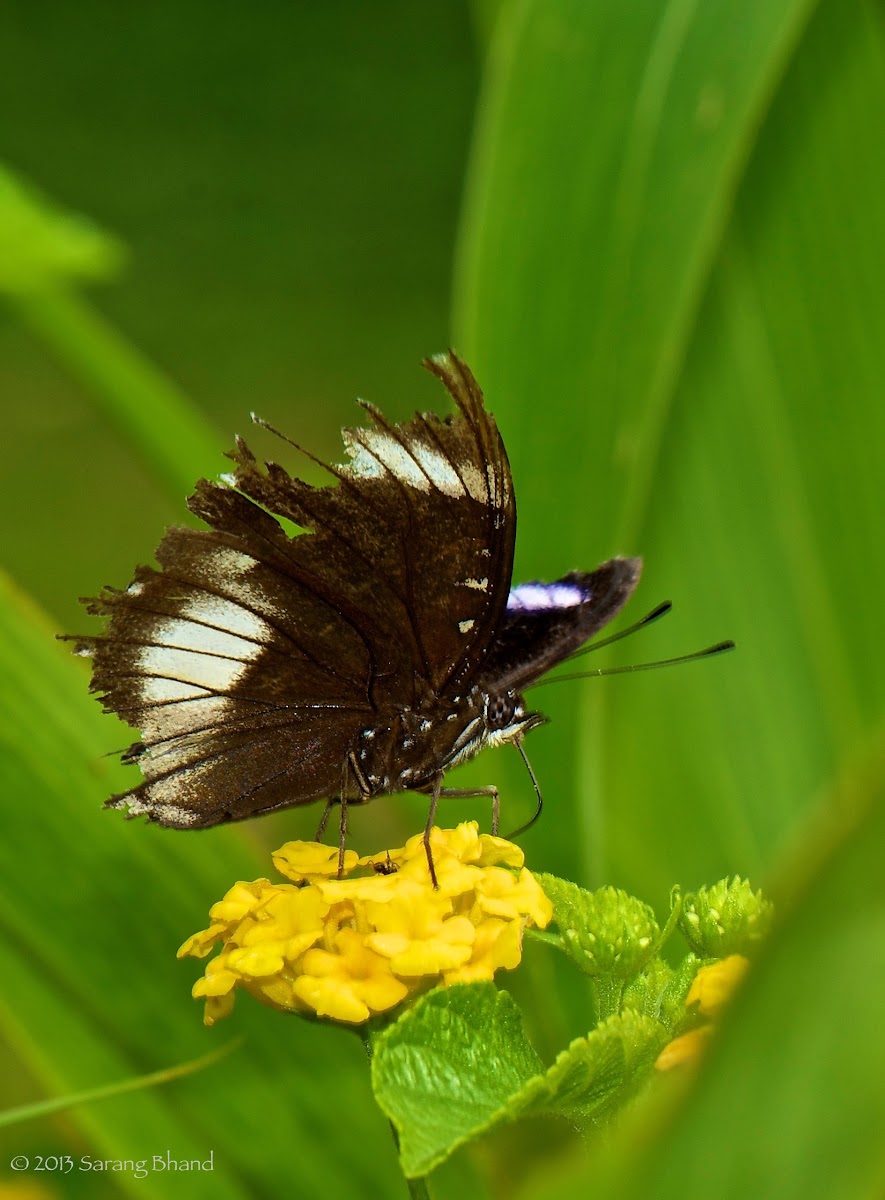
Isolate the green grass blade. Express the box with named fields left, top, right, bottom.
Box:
left=12, top=288, right=222, bottom=499
left=0, top=572, right=403, bottom=1197
left=597, top=0, right=885, bottom=901
left=0, top=159, right=221, bottom=497
left=0, top=162, right=123, bottom=292
left=451, top=0, right=883, bottom=914
left=0, top=1043, right=239, bottom=1131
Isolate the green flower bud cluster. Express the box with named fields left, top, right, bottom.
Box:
left=678, top=877, right=773, bottom=957
left=537, top=875, right=660, bottom=978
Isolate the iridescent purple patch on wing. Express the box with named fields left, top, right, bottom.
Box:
left=506, top=582, right=590, bottom=612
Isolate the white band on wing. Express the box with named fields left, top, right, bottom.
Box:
left=506, top=582, right=588, bottom=612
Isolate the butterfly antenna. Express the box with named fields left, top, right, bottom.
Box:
left=529, top=640, right=735, bottom=687
left=565, top=600, right=672, bottom=661
left=505, top=739, right=544, bottom=839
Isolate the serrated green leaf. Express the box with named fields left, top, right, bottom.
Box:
left=373, top=982, right=668, bottom=1178
left=621, top=958, right=675, bottom=1024
left=659, top=955, right=705, bottom=1035
left=372, top=983, right=544, bottom=1178
left=621, top=952, right=708, bottom=1037
left=0, top=162, right=123, bottom=292
left=515, top=1010, right=668, bottom=1125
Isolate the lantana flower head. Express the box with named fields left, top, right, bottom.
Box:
left=179, top=822, right=553, bottom=1026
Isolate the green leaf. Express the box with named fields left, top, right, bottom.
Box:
left=516, top=1009, right=668, bottom=1126
left=372, top=983, right=544, bottom=1178
left=622, top=955, right=702, bottom=1035
left=0, top=161, right=222, bottom=498
left=0, top=1042, right=238, bottom=1131
left=0, top=933, right=244, bottom=1200
left=453, top=0, right=826, bottom=894
left=372, top=983, right=668, bottom=1177
left=453, top=0, right=883, bottom=919
left=12, top=287, right=224, bottom=498
left=0, top=162, right=123, bottom=292
left=457, top=0, right=816, bottom=554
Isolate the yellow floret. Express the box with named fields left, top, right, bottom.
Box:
left=686, top=954, right=750, bottom=1016
left=272, top=842, right=360, bottom=882
left=654, top=1026, right=713, bottom=1071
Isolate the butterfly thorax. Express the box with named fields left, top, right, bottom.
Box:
left=350, top=687, right=545, bottom=799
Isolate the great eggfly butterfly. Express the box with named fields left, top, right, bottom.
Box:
left=69, top=353, right=641, bottom=850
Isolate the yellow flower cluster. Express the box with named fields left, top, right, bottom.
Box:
left=179, top=822, right=553, bottom=1026
left=655, top=954, right=750, bottom=1070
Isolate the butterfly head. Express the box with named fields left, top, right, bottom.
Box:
left=480, top=690, right=547, bottom=752
left=432, top=687, right=544, bottom=777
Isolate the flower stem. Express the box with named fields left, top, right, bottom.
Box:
left=405, top=1171, right=431, bottom=1199
left=386, top=1119, right=431, bottom=1198
left=362, top=1030, right=433, bottom=1198
left=593, top=975, right=625, bottom=1020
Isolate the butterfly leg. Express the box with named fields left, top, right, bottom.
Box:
left=336, top=796, right=349, bottom=878
left=314, top=800, right=335, bottom=842
left=437, top=786, right=500, bottom=836
left=423, top=776, right=442, bottom=889
left=334, top=750, right=373, bottom=878
left=312, top=797, right=349, bottom=875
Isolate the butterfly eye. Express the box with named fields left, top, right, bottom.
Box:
left=484, top=692, right=517, bottom=731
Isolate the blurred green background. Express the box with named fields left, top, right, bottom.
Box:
left=1, top=1, right=883, bottom=1197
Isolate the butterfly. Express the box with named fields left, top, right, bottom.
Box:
left=68, top=352, right=644, bottom=874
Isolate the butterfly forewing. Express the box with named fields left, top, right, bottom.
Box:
left=217, top=353, right=515, bottom=706
left=350, top=354, right=515, bottom=697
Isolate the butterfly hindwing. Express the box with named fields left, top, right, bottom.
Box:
left=114, top=713, right=366, bottom=828
left=479, top=559, right=642, bottom=694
